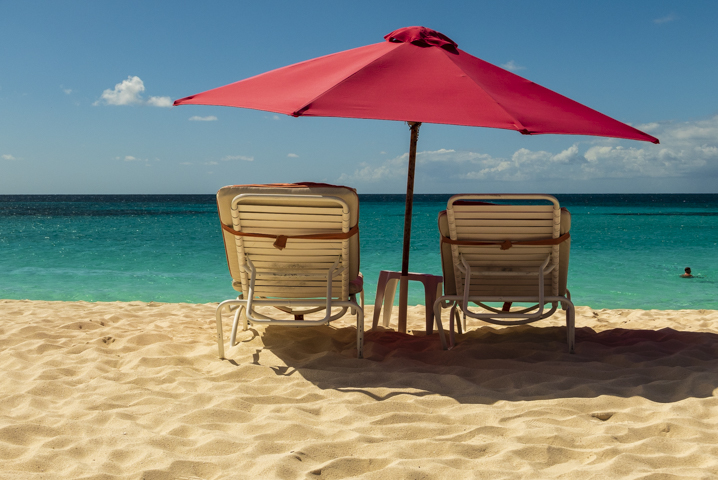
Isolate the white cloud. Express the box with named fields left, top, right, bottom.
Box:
left=666, top=119, right=718, bottom=141
left=62, top=87, right=72, bottom=95
left=180, top=162, right=192, bottom=165
left=338, top=116, right=718, bottom=186
left=189, top=115, right=218, bottom=122
left=636, top=122, right=660, bottom=132
left=339, top=154, right=406, bottom=182
left=340, top=148, right=496, bottom=183
left=147, top=96, right=172, bottom=108
left=204, top=161, right=219, bottom=166
left=95, top=76, right=145, bottom=106
left=287, top=153, right=299, bottom=158
left=2, top=154, right=17, bottom=161
left=117, top=155, right=154, bottom=163
left=501, top=60, right=525, bottom=72
left=94, top=76, right=171, bottom=107
left=272, top=115, right=280, bottom=121
left=222, top=155, right=254, bottom=162
left=654, top=13, right=677, bottom=24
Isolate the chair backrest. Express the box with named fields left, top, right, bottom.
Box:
left=216, top=183, right=360, bottom=300
left=438, top=194, right=571, bottom=298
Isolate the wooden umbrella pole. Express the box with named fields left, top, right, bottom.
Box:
left=398, top=121, right=421, bottom=333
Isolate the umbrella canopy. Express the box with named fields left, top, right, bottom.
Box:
left=175, top=26, right=658, bottom=143
left=174, top=26, right=658, bottom=332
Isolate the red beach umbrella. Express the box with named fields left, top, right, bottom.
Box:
left=174, top=26, right=659, bottom=332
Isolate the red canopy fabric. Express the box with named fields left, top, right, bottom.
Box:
left=174, top=26, right=658, bottom=144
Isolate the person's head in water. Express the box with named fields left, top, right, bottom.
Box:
left=681, top=267, right=693, bottom=278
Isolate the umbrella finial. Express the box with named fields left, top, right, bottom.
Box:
left=384, top=26, right=458, bottom=50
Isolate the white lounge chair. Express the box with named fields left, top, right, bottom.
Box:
left=433, top=194, right=575, bottom=352
left=215, top=183, right=365, bottom=358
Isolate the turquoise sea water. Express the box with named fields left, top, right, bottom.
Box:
left=1, top=194, right=716, bottom=309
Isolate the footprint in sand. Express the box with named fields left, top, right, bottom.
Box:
left=102, top=336, right=115, bottom=345
left=592, top=412, right=614, bottom=421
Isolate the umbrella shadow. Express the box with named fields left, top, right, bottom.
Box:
left=245, top=323, right=718, bottom=405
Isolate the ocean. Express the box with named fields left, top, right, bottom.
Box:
left=1, top=194, right=716, bottom=310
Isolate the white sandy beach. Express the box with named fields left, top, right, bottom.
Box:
left=1, top=299, right=717, bottom=479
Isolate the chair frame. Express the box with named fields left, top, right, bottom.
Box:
left=433, top=194, right=575, bottom=353
left=215, top=193, right=364, bottom=359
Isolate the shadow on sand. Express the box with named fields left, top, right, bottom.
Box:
left=230, top=324, right=718, bottom=405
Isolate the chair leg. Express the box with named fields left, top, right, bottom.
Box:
left=567, top=303, right=576, bottom=354
left=352, top=289, right=365, bottom=316
left=215, top=303, right=227, bottom=359
left=372, top=271, right=389, bottom=329
left=241, top=303, right=249, bottom=331
left=356, top=306, right=364, bottom=359
left=448, top=308, right=456, bottom=349
left=423, top=278, right=443, bottom=335
left=433, top=299, right=447, bottom=350
left=230, top=305, right=245, bottom=347
left=451, top=304, right=462, bottom=335
left=383, top=278, right=398, bottom=327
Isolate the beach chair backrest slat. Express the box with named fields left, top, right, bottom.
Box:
left=244, top=247, right=343, bottom=256
left=451, top=226, right=554, bottom=237
left=451, top=204, right=554, bottom=213
left=453, top=218, right=553, bottom=227
left=235, top=204, right=342, bottom=215
left=241, top=239, right=343, bottom=250
left=239, top=220, right=344, bottom=230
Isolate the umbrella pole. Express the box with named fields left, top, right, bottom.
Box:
left=398, top=121, right=421, bottom=333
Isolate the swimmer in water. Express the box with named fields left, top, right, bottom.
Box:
left=680, top=267, right=693, bottom=278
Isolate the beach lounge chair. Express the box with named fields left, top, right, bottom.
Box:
left=434, top=194, right=575, bottom=352
left=214, top=183, right=365, bottom=358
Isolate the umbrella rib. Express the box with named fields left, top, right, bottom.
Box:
left=291, top=43, right=404, bottom=117
left=442, top=50, right=658, bottom=143
left=442, top=52, right=530, bottom=133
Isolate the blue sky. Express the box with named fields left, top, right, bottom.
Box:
left=1, top=0, right=717, bottom=194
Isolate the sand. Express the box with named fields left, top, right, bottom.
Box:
left=1, top=299, right=717, bottom=479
